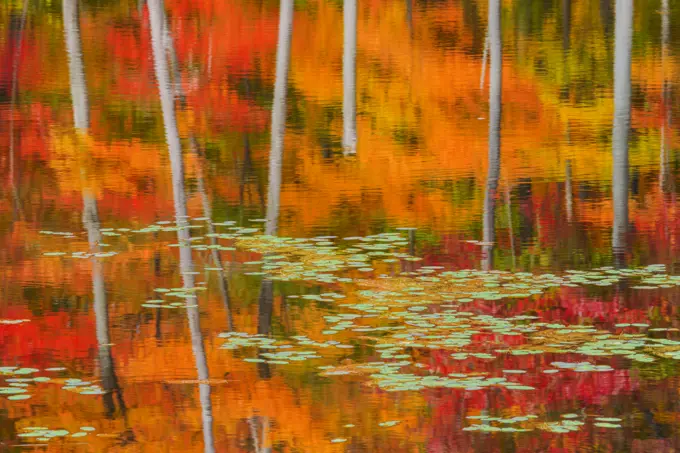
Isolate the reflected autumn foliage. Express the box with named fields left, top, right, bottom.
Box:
left=0, top=0, right=679, bottom=451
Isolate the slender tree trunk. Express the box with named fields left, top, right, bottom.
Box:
left=660, top=0, right=671, bottom=193
left=160, top=6, right=184, bottom=103
left=266, top=0, right=294, bottom=235
left=8, top=0, right=29, bottom=220
left=261, top=0, right=294, bottom=365
left=258, top=280, right=274, bottom=338
left=248, top=416, right=273, bottom=453
left=261, top=416, right=272, bottom=453
left=343, top=0, right=357, bottom=154
left=63, top=0, right=89, bottom=131
left=611, top=0, right=632, bottom=267
left=192, top=140, right=235, bottom=331
left=65, top=0, right=127, bottom=420
left=504, top=184, right=515, bottom=268
left=482, top=0, right=501, bottom=272
left=148, top=0, right=215, bottom=450
left=561, top=0, right=571, bottom=102
left=562, top=0, right=571, bottom=51
left=159, top=6, right=235, bottom=332
left=256, top=280, right=274, bottom=379
left=480, top=31, right=488, bottom=90
left=239, top=136, right=250, bottom=207
left=565, top=159, right=573, bottom=223
left=405, top=0, right=413, bottom=38
left=85, top=197, right=127, bottom=417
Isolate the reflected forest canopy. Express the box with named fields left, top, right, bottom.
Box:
left=1, top=0, right=680, bottom=452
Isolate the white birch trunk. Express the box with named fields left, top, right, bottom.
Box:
left=482, top=0, right=501, bottom=271
left=63, top=0, right=89, bottom=131
left=343, top=0, right=357, bottom=155
left=265, top=0, right=294, bottom=235
left=660, top=0, right=670, bottom=192
left=611, top=0, right=632, bottom=265
left=148, top=0, right=215, bottom=450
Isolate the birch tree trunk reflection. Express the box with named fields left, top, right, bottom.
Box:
left=565, top=159, right=573, bottom=223
left=8, top=0, right=29, bottom=220
left=259, top=0, right=294, bottom=377
left=481, top=0, right=501, bottom=271
left=191, top=138, right=235, bottom=332
left=343, top=0, right=358, bottom=155
left=158, top=7, right=235, bottom=331
left=405, top=0, right=413, bottom=38
left=562, top=0, right=571, bottom=51
left=148, top=0, right=215, bottom=450
left=266, top=0, right=294, bottom=236
left=248, top=416, right=273, bottom=453
left=660, top=0, right=671, bottom=193
left=257, top=279, right=274, bottom=379
left=480, top=31, right=488, bottom=91
left=611, top=0, right=632, bottom=267
left=63, top=0, right=89, bottom=131
left=64, top=0, right=129, bottom=420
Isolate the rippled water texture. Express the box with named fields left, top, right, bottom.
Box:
left=1, top=0, right=680, bottom=451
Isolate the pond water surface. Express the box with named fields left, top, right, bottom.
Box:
left=1, top=0, right=680, bottom=452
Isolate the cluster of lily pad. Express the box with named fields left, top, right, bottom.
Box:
left=318, top=359, right=538, bottom=391
left=0, top=366, right=105, bottom=402
left=207, top=231, right=680, bottom=398
left=38, top=217, right=680, bottom=299
left=140, top=286, right=206, bottom=309
left=218, top=332, right=355, bottom=366
left=17, top=426, right=96, bottom=441
left=464, top=412, right=622, bottom=434
left=42, top=250, right=118, bottom=258
left=35, top=219, right=680, bottom=438
left=39, top=230, right=76, bottom=238
left=306, top=305, right=677, bottom=389
left=329, top=420, right=401, bottom=443
left=232, top=232, right=418, bottom=282
left=1, top=367, right=56, bottom=401
left=375, top=370, right=535, bottom=392
left=204, top=274, right=680, bottom=402
left=464, top=414, right=540, bottom=433
left=61, top=378, right=107, bottom=395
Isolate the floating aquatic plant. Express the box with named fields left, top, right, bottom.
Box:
left=17, top=426, right=96, bottom=442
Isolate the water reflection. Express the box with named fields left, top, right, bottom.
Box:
left=481, top=0, right=501, bottom=271
left=343, top=0, right=358, bottom=155
left=611, top=0, right=633, bottom=267
left=64, top=0, right=129, bottom=426
left=7, top=0, right=28, bottom=220
left=148, top=0, right=215, bottom=450
left=660, top=0, right=672, bottom=195
left=265, top=0, right=294, bottom=236
left=192, top=136, right=235, bottom=332
left=1, top=0, right=680, bottom=451
left=256, top=0, right=295, bottom=384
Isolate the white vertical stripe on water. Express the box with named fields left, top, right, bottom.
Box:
left=612, top=0, right=633, bottom=264
left=265, top=0, right=294, bottom=236
left=482, top=0, right=502, bottom=271
left=343, top=0, right=358, bottom=155
left=148, top=0, right=215, bottom=450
